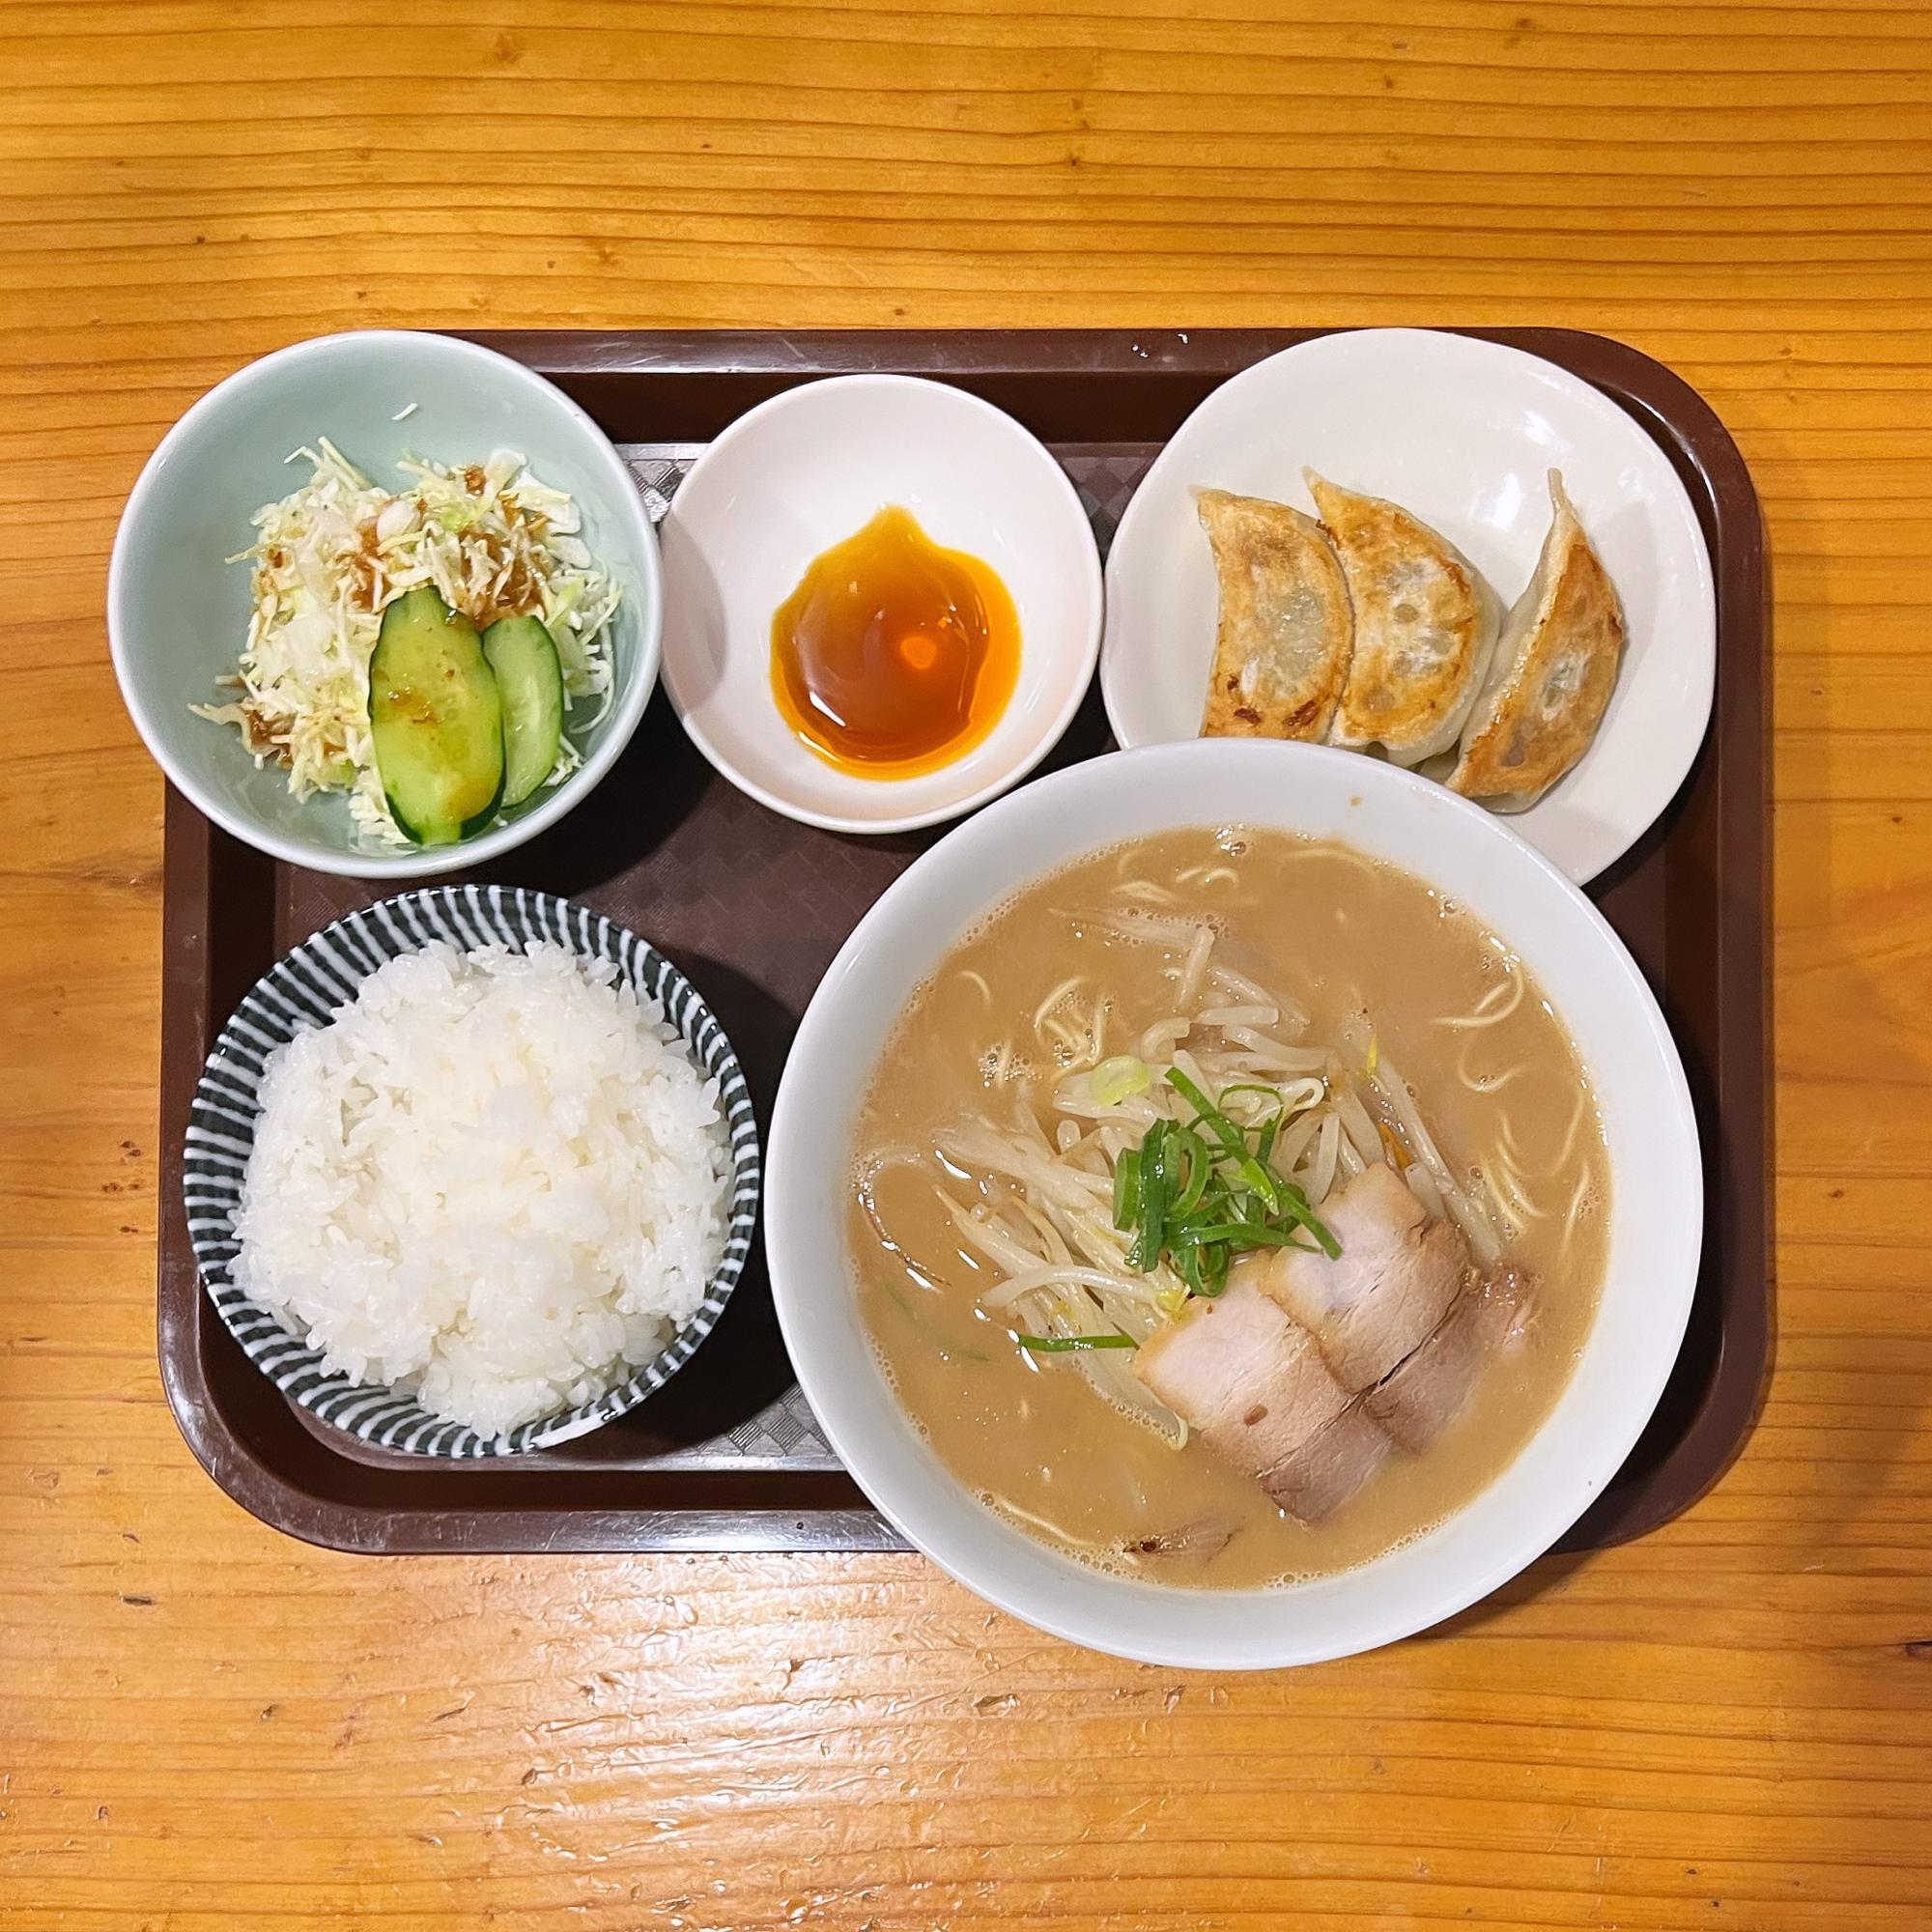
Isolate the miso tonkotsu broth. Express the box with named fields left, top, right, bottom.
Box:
left=849, top=828, right=1609, bottom=1589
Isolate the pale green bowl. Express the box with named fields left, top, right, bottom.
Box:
left=108, top=329, right=662, bottom=878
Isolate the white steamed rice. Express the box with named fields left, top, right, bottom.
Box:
left=231, top=939, right=732, bottom=1438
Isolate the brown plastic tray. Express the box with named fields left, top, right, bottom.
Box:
left=156, top=327, right=1768, bottom=1556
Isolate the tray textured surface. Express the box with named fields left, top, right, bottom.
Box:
left=156, top=328, right=1767, bottom=1556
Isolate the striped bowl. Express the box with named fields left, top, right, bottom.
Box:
left=183, top=886, right=761, bottom=1457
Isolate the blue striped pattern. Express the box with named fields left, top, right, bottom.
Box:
left=184, top=886, right=761, bottom=1459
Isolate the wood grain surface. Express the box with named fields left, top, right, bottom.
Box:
left=3, top=1, right=1930, bottom=1925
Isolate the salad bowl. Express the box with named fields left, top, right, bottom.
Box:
left=109, top=329, right=662, bottom=879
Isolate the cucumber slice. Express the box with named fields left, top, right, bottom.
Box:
left=481, top=614, right=565, bottom=809
left=368, top=586, right=504, bottom=845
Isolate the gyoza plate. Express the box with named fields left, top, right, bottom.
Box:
left=1100, top=328, right=1718, bottom=885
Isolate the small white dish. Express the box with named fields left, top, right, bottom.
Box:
left=1100, top=328, right=1718, bottom=885
left=659, top=375, right=1103, bottom=834
left=765, top=739, right=1702, bottom=1670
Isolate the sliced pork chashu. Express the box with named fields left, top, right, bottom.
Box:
left=1265, top=1401, right=1390, bottom=1523
left=1307, top=472, right=1501, bottom=766
left=1447, top=470, right=1627, bottom=811
left=1133, top=1264, right=1373, bottom=1521
left=1133, top=1170, right=1530, bottom=1526
left=1263, top=1162, right=1470, bottom=1392
left=1196, top=488, right=1353, bottom=741
left=1366, top=1265, right=1534, bottom=1453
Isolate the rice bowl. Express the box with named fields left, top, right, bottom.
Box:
left=232, top=940, right=728, bottom=1438
left=185, top=889, right=760, bottom=1457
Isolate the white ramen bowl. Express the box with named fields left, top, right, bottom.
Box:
left=766, top=739, right=1701, bottom=1669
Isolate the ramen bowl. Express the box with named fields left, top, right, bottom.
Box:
left=765, top=739, right=1701, bottom=1668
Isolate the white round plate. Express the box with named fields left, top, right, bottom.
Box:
left=1100, top=328, right=1717, bottom=885
left=660, top=375, right=1102, bottom=834
left=765, top=740, right=1702, bottom=1669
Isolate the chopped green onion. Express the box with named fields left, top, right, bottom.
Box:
left=1163, top=1065, right=1218, bottom=1121
left=1016, top=1331, right=1138, bottom=1352
left=1091, top=1054, right=1152, bottom=1106
left=1271, top=1177, right=1343, bottom=1259
left=1177, top=1221, right=1317, bottom=1251
left=1112, top=1146, right=1143, bottom=1232
left=1129, top=1120, right=1168, bottom=1270
left=1108, top=1069, right=1346, bottom=1304
left=1168, top=1126, right=1212, bottom=1219
left=1176, top=1244, right=1208, bottom=1294
left=1177, top=1240, right=1233, bottom=1297
left=1166, top=1067, right=1285, bottom=1213
left=1197, top=1241, right=1231, bottom=1296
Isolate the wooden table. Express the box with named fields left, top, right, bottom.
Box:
left=4, top=3, right=1929, bottom=1925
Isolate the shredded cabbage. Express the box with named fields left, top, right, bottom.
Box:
left=193, top=438, right=620, bottom=845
